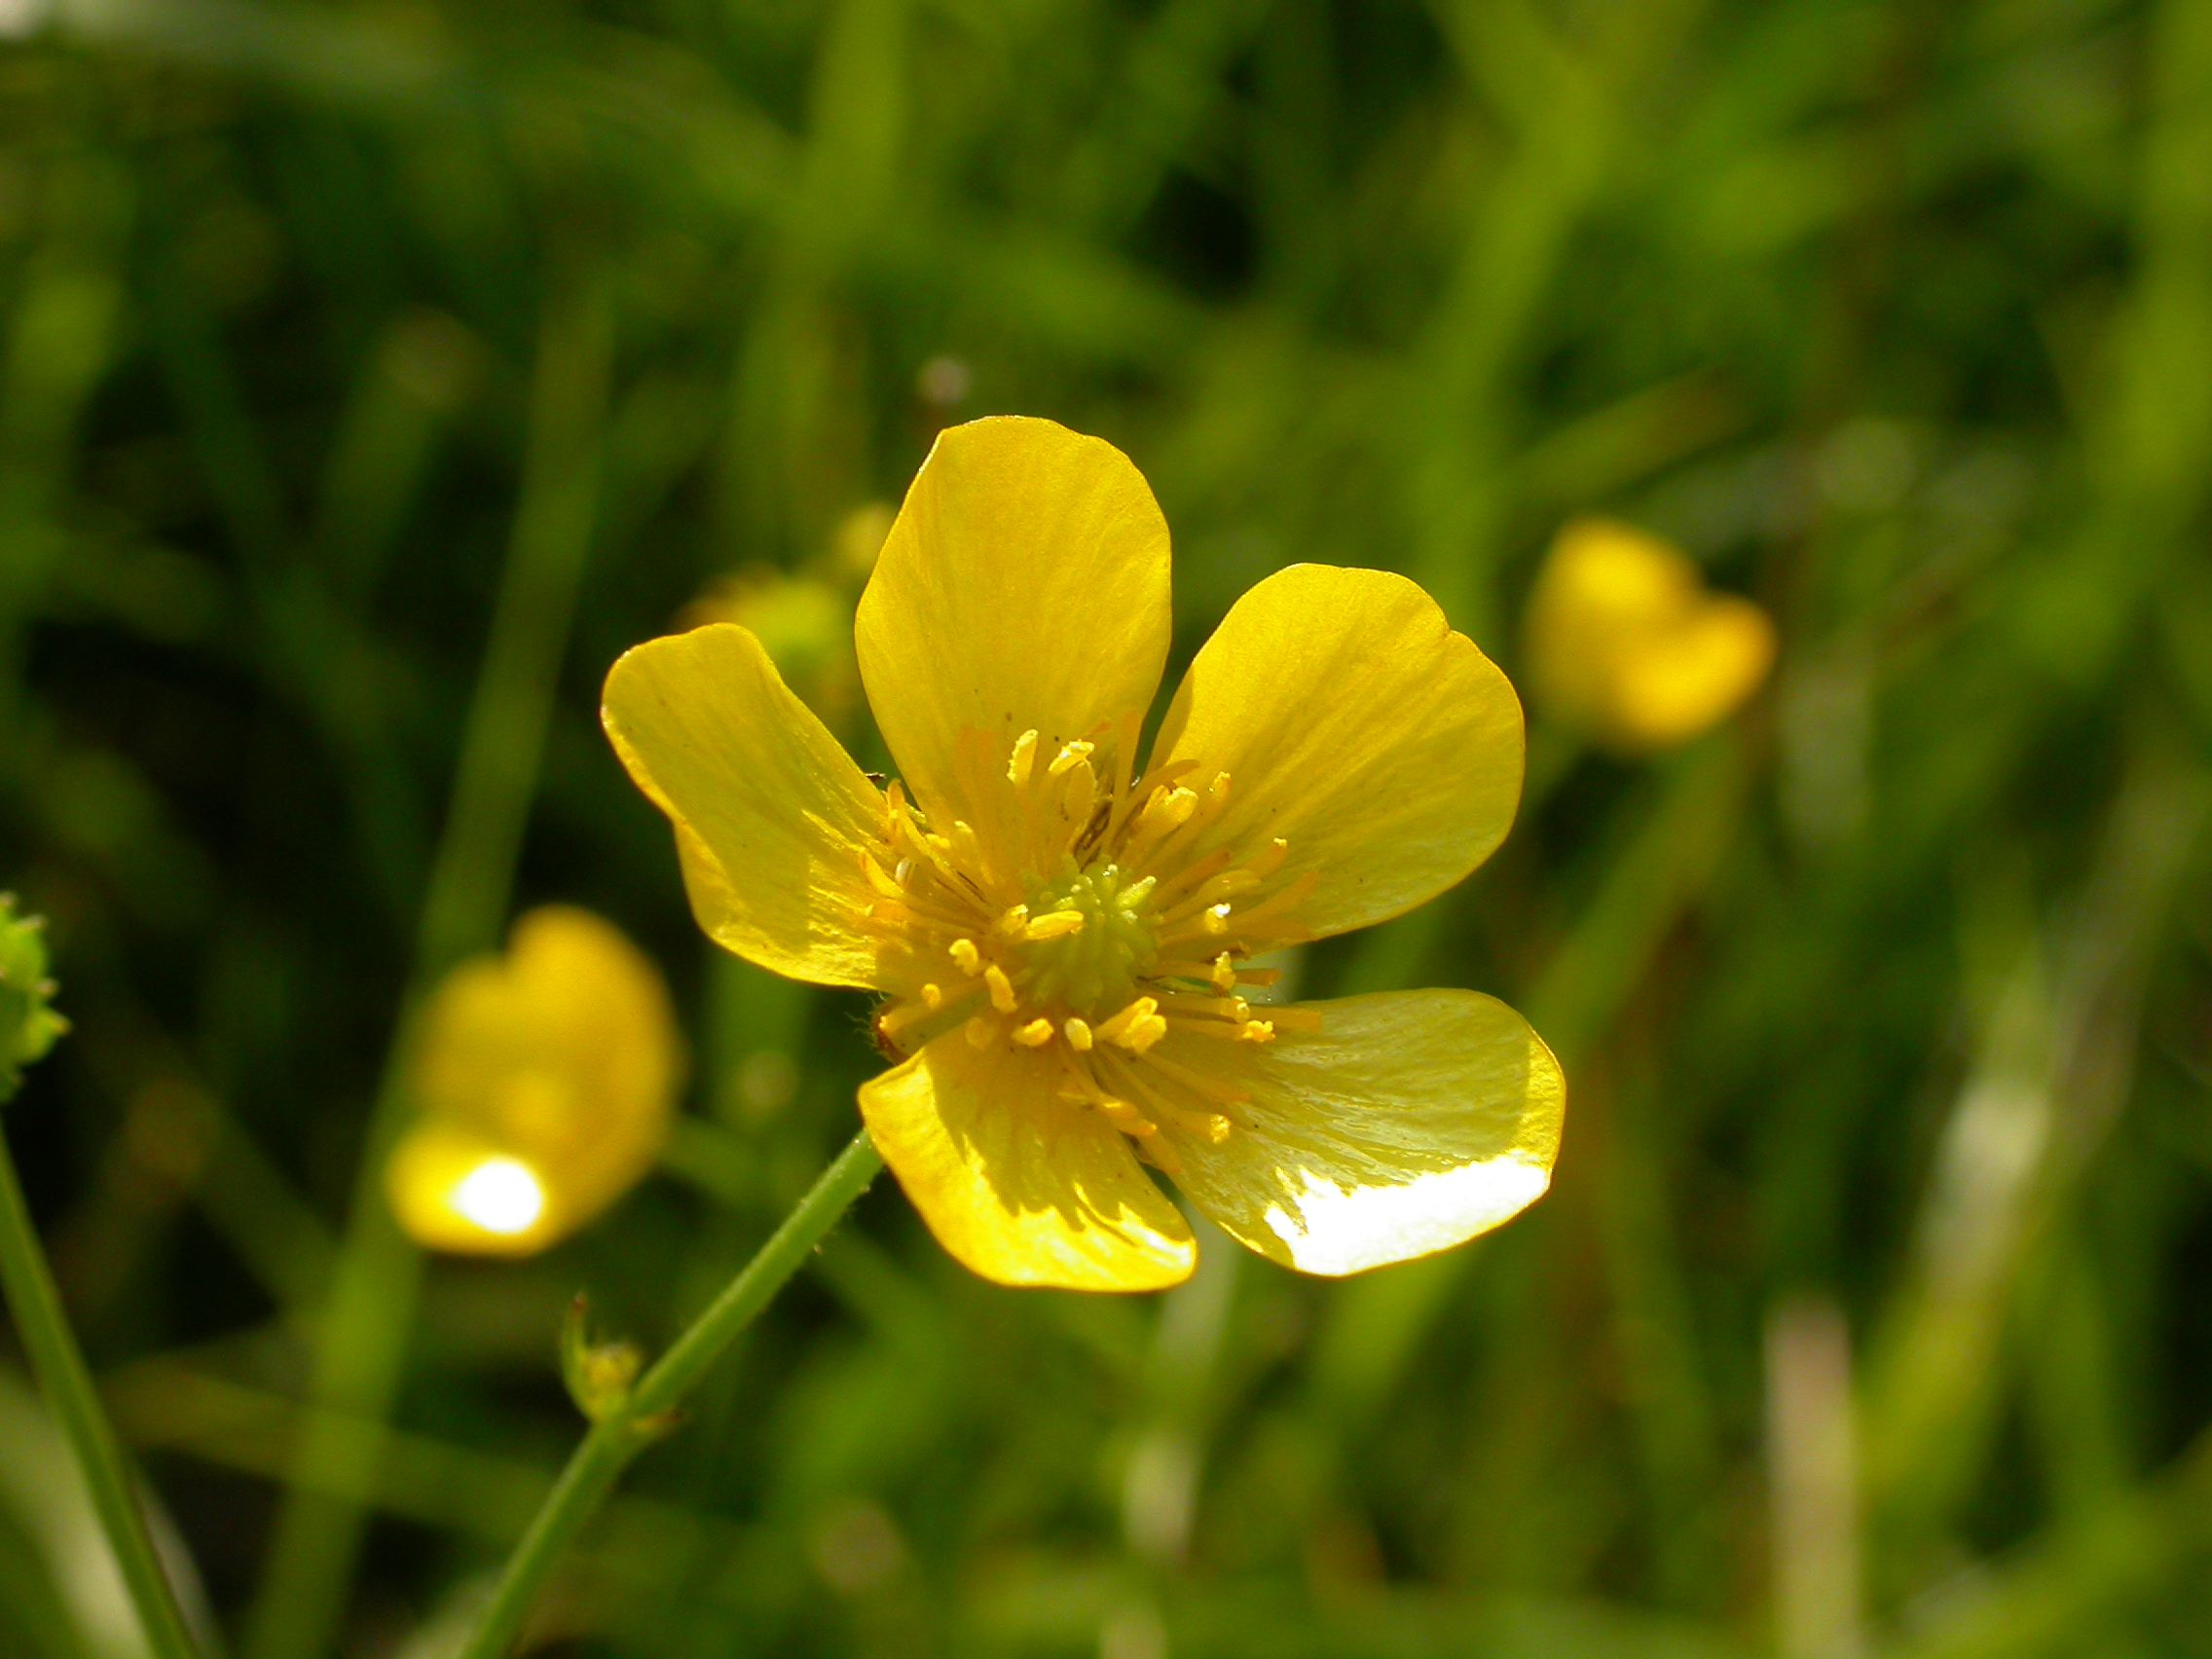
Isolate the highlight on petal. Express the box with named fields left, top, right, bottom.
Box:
left=1150, top=564, right=1525, bottom=940
left=1524, top=517, right=1776, bottom=751
left=1154, top=989, right=1563, bottom=1277
left=390, top=906, right=682, bottom=1257
left=604, top=623, right=887, bottom=988
left=855, top=417, right=1172, bottom=829
left=860, top=1031, right=1197, bottom=1292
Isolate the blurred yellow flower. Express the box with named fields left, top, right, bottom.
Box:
left=605, top=417, right=1562, bottom=1292
left=387, top=906, right=680, bottom=1258
left=1524, top=518, right=1776, bottom=751
left=677, top=502, right=894, bottom=730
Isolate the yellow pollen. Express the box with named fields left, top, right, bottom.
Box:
left=1096, top=996, right=1167, bottom=1054
left=1140, top=786, right=1198, bottom=833
left=1064, top=1017, right=1093, bottom=1051
left=1014, top=1017, right=1055, bottom=1047
left=1023, top=909, right=1086, bottom=941
left=1211, top=953, right=1236, bottom=993
left=921, top=983, right=943, bottom=1010
left=984, top=964, right=1018, bottom=1014
left=996, top=904, right=1031, bottom=939
left=949, top=939, right=981, bottom=977
left=1007, top=728, right=1039, bottom=786
left=1237, top=1020, right=1275, bottom=1043
left=1048, top=740, right=1094, bottom=776
left=1202, top=903, right=1232, bottom=935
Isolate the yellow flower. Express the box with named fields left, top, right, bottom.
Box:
left=604, top=418, right=1563, bottom=1291
left=387, top=906, right=680, bottom=1257
left=677, top=502, right=894, bottom=730
left=1524, top=518, right=1777, bottom=752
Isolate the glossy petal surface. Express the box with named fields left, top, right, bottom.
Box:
left=860, top=1032, right=1197, bottom=1291
left=856, top=417, right=1171, bottom=828
left=604, top=624, right=886, bottom=988
left=1151, top=564, right=1525, bottom=940
left=1158, top=989, right=1563, bottom=1276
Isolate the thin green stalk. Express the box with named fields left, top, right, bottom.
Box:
left=457, top=1128, right=884, bottom=1659
left=243, top=271, right=612, bottom=1659
left=0, top=1085, right=203, bottom=1659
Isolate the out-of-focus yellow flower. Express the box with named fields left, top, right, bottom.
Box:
left=678, top=502, right=894, bottom=730
left=604, top=417, right=1562, bottom=1292
left=387, top=906, right=679, bottom=1257
left=1524, top=518, right=1777, bottom=751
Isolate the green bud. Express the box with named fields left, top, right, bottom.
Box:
left=0, top=896, right=65, bottom=1093
left=560, top=1292, right=644, bottom=1423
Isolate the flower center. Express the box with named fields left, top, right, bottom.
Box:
left=857, top=719, right=1323, bottom=1171
left=1020, top=860, right=1158, bottom=1019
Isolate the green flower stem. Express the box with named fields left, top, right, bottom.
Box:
left=457, top=1128, right=883, bottom=1659
left=0, top=1084, right=203, bottom=1659
left=242, top=269, right=612, bottom=1659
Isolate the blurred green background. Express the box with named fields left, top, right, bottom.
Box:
left=4, top=0, right=2212, bottom=1655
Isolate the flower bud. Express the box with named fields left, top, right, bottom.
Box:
left=387, top=906, right=679, bottom=1257
left=1524, top=518, right=1776, bottom=752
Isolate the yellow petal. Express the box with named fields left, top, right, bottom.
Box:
left=1156, top=989, right=1563, bottom=1276
left=855, top=417, right=1171, bottom=827
left=859, top=1033, right=1196, bottom=1292
left=1524, top=518, right=1775, bottom=751
left=1150, top=565, right=1524, bottom=940
left=387, top=1121, right=563, bottom=1258
left=604, top=623, right=886, bottom=987
left=399, top=906, right=681, bottom=1255
left=1607, top=596, right=1776, bottom=749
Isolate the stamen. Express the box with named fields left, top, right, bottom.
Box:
left=1202, top=904, right=1232, bottom=935
left=1064, top=1017, right=1093, bottom=1051
left=1023, top=909, right=1085, bottom=941
left=861, top=852, right=905, bottom=899
left=1048, top=740, right=1094, bottom=776
left=995, top=904, right=1031, bottom=940
left=1007, top=728, right=1039, bottom=787
left=1095, top=996, right=1168, bottom=1054
left=949, top=939, right=981, bottom=977
left=921, top=983, right=943, bottom=1010
left=1014, top=1017, right=1055, bottom=1047
left=1210, top=953, right=1236, bottom=993
left=984, top=964, right=1018, bottom=1014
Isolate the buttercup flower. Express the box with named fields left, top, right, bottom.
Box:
left=605, top=418, right=1563, bottom=1291
left=387, top=906, right=679, bottom=1257
left=1524, top=517, right=1776, bottom=752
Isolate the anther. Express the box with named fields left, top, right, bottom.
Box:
left=861, top=852, right=904, bottom=899
left=1247, top=837, right=1290, bottom=879
left=1202, top=903, right=1233, bottom=935
left=1210, top=953, right=1236, bottom=993
left=1096, top=997, right=1168, bottom=1054
left=1024, top=910, right=1085, bottom=941
left=1007, top=729, right=1039, bottom=787
left=1014, top=1017, right=1055, bottom=1047
left=1064, top=1017, right=1093, bottom=1051
left=1237, top=1021, right=1275, bottom=1043
left=1140, top=786, right=1198, bottom=834
left=984, top=964, right=1018, bottom=1014
left=949, top=939, right=981, bottom=977
left=1048, top=740, right=1094, bottom=776
left=921, top=983, right=943, bottom=1010
left=995, top=904, right=1031, bottom=940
